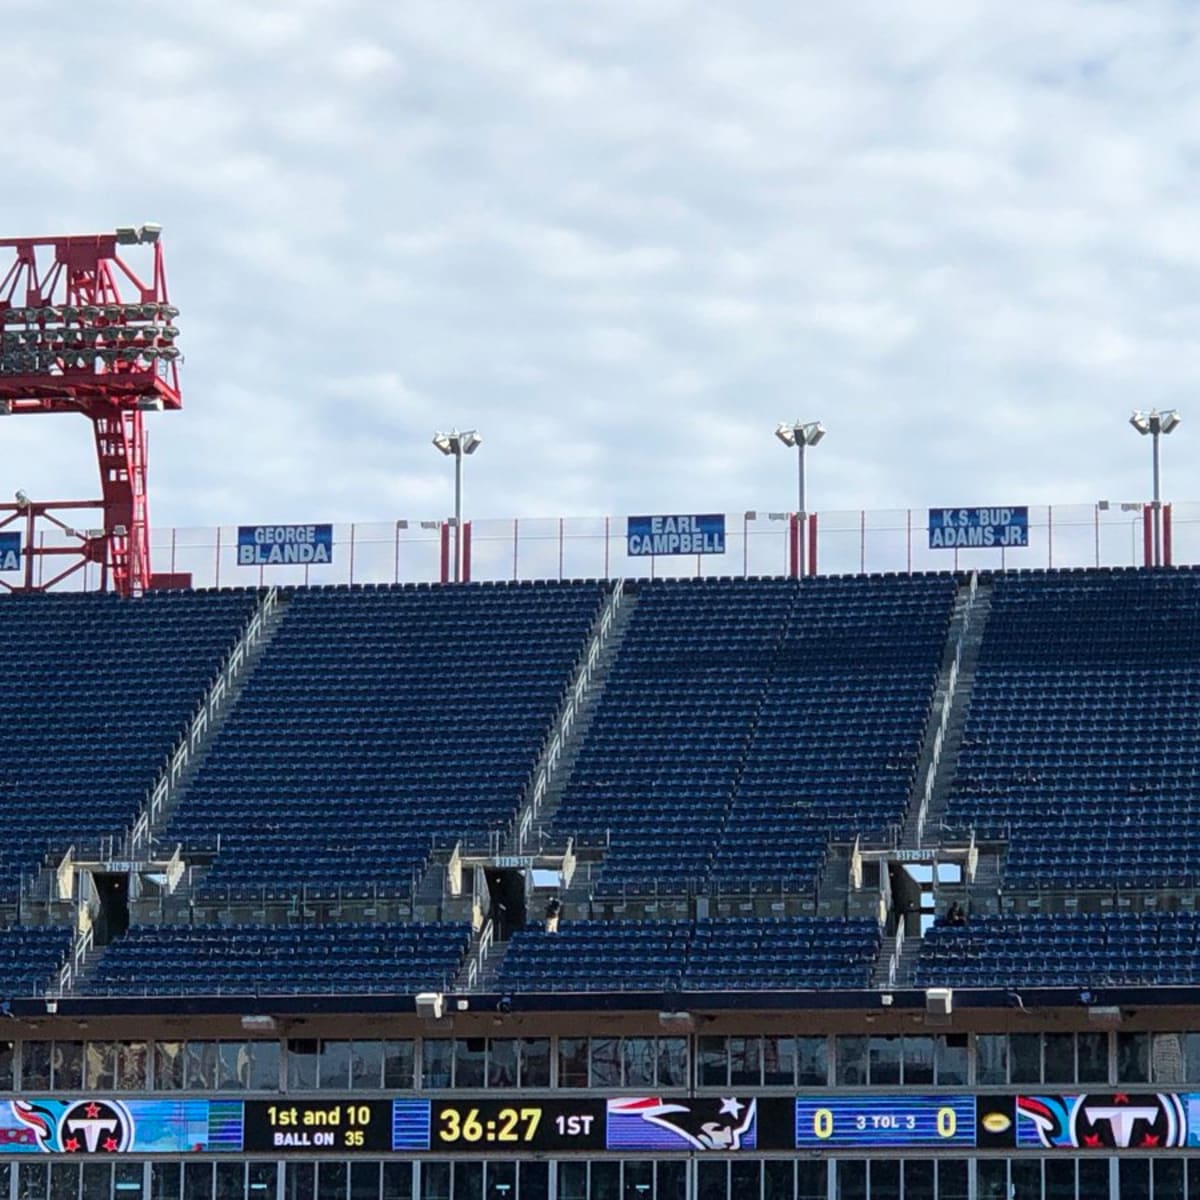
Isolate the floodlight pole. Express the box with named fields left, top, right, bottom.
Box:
left=453, top=440, right=465, bottom=584
left=1152, top=424, right=1162, bottom=567
left=775, top=420, right=825, bottom=578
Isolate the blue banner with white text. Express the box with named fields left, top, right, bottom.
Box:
left=237, top=525, right=333, bottom=567
left=928, top=507, right=1028, bottom=550
left=627, top=515, right=726, bottom=557
left=0, top=533, right=19, bottom=573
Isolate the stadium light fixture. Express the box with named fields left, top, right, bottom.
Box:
left=14, top=490, right=29, bottom=508
left=775, top=420, right=825, bottom=578
left=432, top=429, right=482, bottom=583
left=1129, top=409, right=1181, bottom=566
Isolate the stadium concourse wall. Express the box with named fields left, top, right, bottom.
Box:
left=12, top=501, right=1198, bottom=592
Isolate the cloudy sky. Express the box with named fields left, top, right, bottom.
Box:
left=3, top=0, right=1197, bottom=538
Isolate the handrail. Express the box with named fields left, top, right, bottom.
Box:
left=518, top=580, right=624, bottom=851
left=127, top=588, right=279, bottom=858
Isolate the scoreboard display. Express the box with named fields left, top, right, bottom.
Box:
left=0, top=1092, right=1191, bottom=1154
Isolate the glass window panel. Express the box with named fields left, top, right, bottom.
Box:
left=0, top=1040, right=14, bottom=1092
left=150, top=1163, right=180, bottom=1200
left=937, top=1159, right=969, bottom=1200
left=319, top=1041, right=352, bottom=1090
left=248, top=1042, right=280, bottom=1091
left=796, top=1036, right=828, bottom=1087
left=1043, top=1033, right=1075, bottom=1083
left=487, top=1040, right=518, bottom=1089
left=588, top=1163, right=619, bottom=1200
left=422, top=1040, right=453, bottom=1090
left=1155, top=1158, right=1185, bottom=1200
left=153, top=1042, right=184, bottom=1091
left=50, top=1162, right=81, bottom=1200
left=216, top=1043, right=248, bottom=1090
left=657, top=1037, right=687, bottom=1087
left=622, top=1037, right=656, bottom=1088
left=697, top=1036, right=727, bottom=1087
left=419, top=1162, right=450, bottom=1200
left=284, top=1163, right=314, bottom=1200
left=519, top=1038, right=550, bottom=1088
left=589, top=1037, right=621, bottom=1088
left=1077, top=1159, right=1109, bottom=1199
left=118, top=1042, right=148, bottom=1091
left=937, top=1034, right=968, bottom=1085
left=1189, top=1159, right=1200, bottom=1197
left=84, top=1041, right=117, bottom=1090
left=53, top=1042, right=84, bottom=1091
left=185, top=1042, right=218, bottom=1091
left=728, top=1162, right=758, bottom=1198
left=728, top=1036, right=762, bottom=1087
left=485, top=1160, right=516, bottom=1199
left=316, top=1161, right=347, bottom=1200
left=655, top=1161, right=686, bottom=1200
left=382, top=1163, right=412, bottom=1200
left=696, top=1162, right=726, bottom=1200
left=871, top=1160, right=900, bottom=1195
left=383, top=1041, right=414, bottom=1090
left=349, top=1041, right=383, bottom=1090
left=1119, top=1158, right=1151, bottom=1200
left=1043, top=1159, right=1074, bottom=1200
left=762, top=1037, right=795, bottom=1087
left=836, top=1159, right=867, bottom=1200
left=903, top=1159, right=934, bottom=1200
left=975, top=1033, right=1008, bottom=1085
left=556, top=1163, right=588, bottom=1200
left=18, top=1162, right=48, bottom=1200
left=903, top=1035, right=935, bottom=1085
left=1010, top=1033, right=1042, bottom=1084
left=248, top=1163, right=277, bottom=1199
left=1153, top=1032, right=1187, bottom=1084
left=518, top=1161, right=549, bottom=1200
left=797, top=1160, right=826, bottom=1200
left=454, top=1039, right=486, bottom=1088
left=976, top=1160, right=1008, bottom=1200
left=81, top=1164, right=110, bottom=1200
left=1009, top=1159, right=1040, bottom=1199
left=114, top=1162, right=143, bottom=1198
left=452, top=1161, right=482, bottom=1200
left=764, top=1160, right=794, bottom=1200
left=1118, top=1032, right=1151, bottom=1083
left=836, top=1036, right=868, bottom=1086
left=557, top=1038, right=589, bottom=1088
left=215, top=1163, right=244, bottom=1200
left=869, top=1036, right=902, bottom=1085
left=349, top=1162, right=379, bottom=1200
left=22, top=1042, right=51, bottom=1091
left=183, top=1163, right=212, bottom=1200
left=1077, top=1031, right=1107, bottom=1084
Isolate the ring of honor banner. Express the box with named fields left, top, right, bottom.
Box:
left=626, top=515, right=725, bottom=557
left=0, top=1093, right=1196, bottom=1154
left=928, top=507, right=1028, bottom=549
left=0, top=532, right=20, bottom=573
left=237, top=524, right=333, bottom=566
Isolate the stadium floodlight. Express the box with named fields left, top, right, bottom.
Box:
left=115, top=226, right=140, bottom=245
left=138, top=223, right=162, bottom=244
left=775, top=420, right=825, bottom=577
left=14, top=491, right=29, bottom=507
left=432, top=429, right=482, bottom=583
left=1130, top=409, right=1182, bottom=566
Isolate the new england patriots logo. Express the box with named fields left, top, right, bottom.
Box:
left=607, top=1097, right=757, bottom=1151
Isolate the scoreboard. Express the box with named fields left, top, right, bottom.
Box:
left=0, top=1093, right=1191, bottom=1154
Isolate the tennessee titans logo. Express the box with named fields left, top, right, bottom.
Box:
left=55, top=1100, right=135, bottom=1154
left=1018, top=1093, right=1185, bottom=1149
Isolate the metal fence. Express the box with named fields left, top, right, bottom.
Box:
left=15, top=502, right=1199, bottom=591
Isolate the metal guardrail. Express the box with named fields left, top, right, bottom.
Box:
left=517, top=580, right=625, bottom=851
left=127, top=588, right=279, bottom=859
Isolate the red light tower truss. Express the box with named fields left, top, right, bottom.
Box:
left=0, top=225, right=182, bottom=596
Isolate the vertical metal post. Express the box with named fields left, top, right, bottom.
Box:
left=453, top=446, right=464, bottom=583
left=1152, top=427, right=1162, bottom=567
left=797, top=442, right=807, bottom=578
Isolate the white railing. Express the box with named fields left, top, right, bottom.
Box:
left=54, top=922, right=95, bottom=998
left=127, top=587, right=279, bottom=858
left=886, top=921, right=905, bottom=988
left=518, top=580, right=625, bottom=850
left=914, top=572, right=980, bottom=846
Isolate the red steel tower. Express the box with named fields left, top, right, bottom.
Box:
left=0, top=225, right=182, bottom=596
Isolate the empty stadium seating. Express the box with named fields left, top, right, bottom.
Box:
left=168, top=582, right=608, bottom=896
left=948, top=567, right=1200, bottom=888
left=916, top=912, right=1200, bottom=988
left=0, top=925, right=73, bottom=997
left=0, top=590, right=261, bottom=899
left=82, top=921, right=471, bottom=996
left=496, top=917, right=880, bottom=992
left=552, top=575, right=955, bottom=892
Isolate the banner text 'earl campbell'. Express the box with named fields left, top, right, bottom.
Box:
left=627, top=514, right=726, bottom=557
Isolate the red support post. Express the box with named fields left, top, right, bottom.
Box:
left=1143, top=507, right=1155, bottom=567
left=1163, top=503, right=1173, bottom=567
left=788, top=514, right=800, bottom=579
left=462, top=521, right=472, bottom=582
left=808, top=513, right=819, bottom=577
left=439, top=523, right=451, bottom=583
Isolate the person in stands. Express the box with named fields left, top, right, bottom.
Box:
left=545, top=896, right=562, bottom=933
